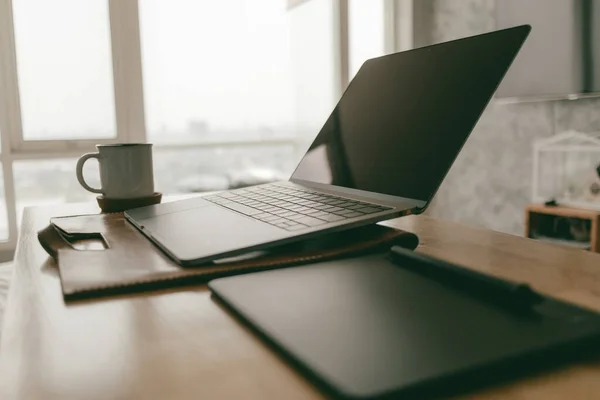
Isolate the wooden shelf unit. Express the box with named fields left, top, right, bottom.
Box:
left=525, top=204, right=600, bottom=253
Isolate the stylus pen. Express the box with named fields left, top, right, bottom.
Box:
left=388, top=246, right=544, bottom=308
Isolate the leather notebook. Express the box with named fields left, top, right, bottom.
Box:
left=37, top=212, right=418, bottom=301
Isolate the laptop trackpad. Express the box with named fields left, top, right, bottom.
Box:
left=138, top=205, right=289, bottom=263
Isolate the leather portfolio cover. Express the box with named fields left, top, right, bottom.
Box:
left=37, top=212, right=418, bottom=301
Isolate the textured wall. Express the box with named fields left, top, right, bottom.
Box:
left=421, top=0, right=600, bottom=235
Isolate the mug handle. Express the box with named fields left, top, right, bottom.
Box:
left=76, top=153, right=103, bottom=194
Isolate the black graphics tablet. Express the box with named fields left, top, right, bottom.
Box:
left=209, top=253, right=600, bottom=399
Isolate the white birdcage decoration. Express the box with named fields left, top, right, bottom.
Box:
left=532, top=131, right=600, bottom=210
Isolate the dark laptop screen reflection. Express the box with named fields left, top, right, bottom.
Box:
left=292, top=33, right=520, bottom=202
left=292, top=109, right=356, bottom=188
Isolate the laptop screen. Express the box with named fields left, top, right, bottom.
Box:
left=291, top=26, right=529, bottom=202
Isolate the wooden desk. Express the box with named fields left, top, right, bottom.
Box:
left=2, top=204, right=600, bottom=399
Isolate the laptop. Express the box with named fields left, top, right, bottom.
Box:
left=125, top=25, right=531, bottom=266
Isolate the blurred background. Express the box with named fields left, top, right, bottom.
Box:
left=0, top=0, right=599, bottom=259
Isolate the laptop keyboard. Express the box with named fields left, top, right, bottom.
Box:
left=204, top=184, right=392, bottom=231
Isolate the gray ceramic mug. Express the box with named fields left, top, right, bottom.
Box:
left=76, top=143, right=155, bottom=199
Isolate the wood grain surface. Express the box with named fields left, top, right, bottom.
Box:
left=1, top=203, right=600, bottom=400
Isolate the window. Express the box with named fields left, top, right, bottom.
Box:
left=349, top=0, right=386, bottom=78
left=0, top=0, right=393, bottom=250
left=140, top=0, right=296, bottom=145
left=139, top=0, right=340, bottom=190
left=289, top=0, right=338, bottom=141
left=12, top=0, right=116, bottom=141
left=14, top=159, right=98, bottom=224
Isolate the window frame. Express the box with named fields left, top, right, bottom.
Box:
left=0, top=0, right=403, bottom=252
